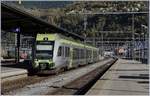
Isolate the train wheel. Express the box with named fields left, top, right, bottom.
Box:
left=64, top=67, right=68, bottom=71
left=54, top=68, right=60, bottom=75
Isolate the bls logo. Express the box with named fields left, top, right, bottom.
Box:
left=43, top=37, right=48, bottom=41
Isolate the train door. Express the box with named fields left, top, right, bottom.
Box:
left=91, top=49, right=94, bottom=63
left=68, top=47, right=73, bottom=68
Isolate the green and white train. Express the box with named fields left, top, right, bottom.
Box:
left=33, top=33, right=99, bottom=73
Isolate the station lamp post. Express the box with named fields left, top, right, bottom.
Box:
left=83, top=11, right=87, bottom=45
left=132, top=14, right=135, bottom=60
left=14, top=27, right=20, bottom=63
left=101, top=32, right=104, bottom=56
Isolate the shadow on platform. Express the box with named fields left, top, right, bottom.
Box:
left=119, top=75, right=149, bottom=79
left=109, top=69, right=149, bottom=71
left=137, top=81, right=149, bottom=84
left=98, top=88, right=149, bottom=94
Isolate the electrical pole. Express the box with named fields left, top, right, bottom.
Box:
left=83, top=8, right=87, bottom=44
left=101, top=32, right=103, bottom=56
left=132, top=14, right=135, bottom=60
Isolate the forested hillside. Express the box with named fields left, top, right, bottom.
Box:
left=4, top=1, right=149, bottom=37
left=27, top=1, right=148, bottom=37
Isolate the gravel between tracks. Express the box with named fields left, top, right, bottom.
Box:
left=1, top=76, right=51, bottom=94
left=3, top=58, right=113, bottom=95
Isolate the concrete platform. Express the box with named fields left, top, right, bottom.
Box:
left=1, top=67, right=28, bottom=83
left=1, top=59, right=25, bottom=65
left=86, top=59, right=149, bottom=95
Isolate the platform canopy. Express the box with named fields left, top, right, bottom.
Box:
left=1, top=2, right=84, bottom=41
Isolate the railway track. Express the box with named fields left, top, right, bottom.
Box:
left=1, top=58, right=117, bottom=95
left=49, top=59, right=117, bottom=95
left=1, top=75, right=51, bottom=95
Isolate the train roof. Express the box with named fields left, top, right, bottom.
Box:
left=36, top=33, right=98, bottom=50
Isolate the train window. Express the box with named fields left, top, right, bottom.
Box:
left=65, top=47, right=70, bottom=57
left=76, top=49, right=78, bottom=59
left=87, top=50, right=90, bottom=58
left=80, top=49, right=84, bottom=59
left=67, top=47, right=70, bottom=57
left=80, top=49, right=82, bottom=59
left=90, top=50, right=91, bottom=58
left=73, top=49, right=75, bottom=59
left=78, top=49, right=81, bottom=58
left=87, top=50, right=89, bottom=58
left=62, top=46, right=64, bottom=57
left=86, top=50, right=88, bottom=58
left=77, top=49, right=79, bottom=59
left=75, top=49, right=78, bottom=59
left=73, top=48, right=78, bottom=59
left=57, top=46, right=62, bottom=56
left=65, top=47, right=67, bottom=57
left=88, top=50, right=89, bottom=57
left=66, top=47, right=68, bottom=57
left=82, top=49, right=84, bottom=58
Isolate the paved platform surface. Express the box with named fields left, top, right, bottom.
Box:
left=86, top=59, right=149, bottom=95
left=1, top=67, right=28, bottom=82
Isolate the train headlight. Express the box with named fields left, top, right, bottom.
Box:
left=34, top=61, right=39, bottom=67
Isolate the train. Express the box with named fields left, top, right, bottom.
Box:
left=32, top=33, right=99, bottom=73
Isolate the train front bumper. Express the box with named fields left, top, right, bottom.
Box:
left=34, top=59, right=55, bottom=70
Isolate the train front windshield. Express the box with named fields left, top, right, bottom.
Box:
left=36, top=41, right=54, bottom=59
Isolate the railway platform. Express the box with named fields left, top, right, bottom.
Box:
left=86, top=59, right=149, bottom=95
left=1, top=67, right=28, bottom=83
